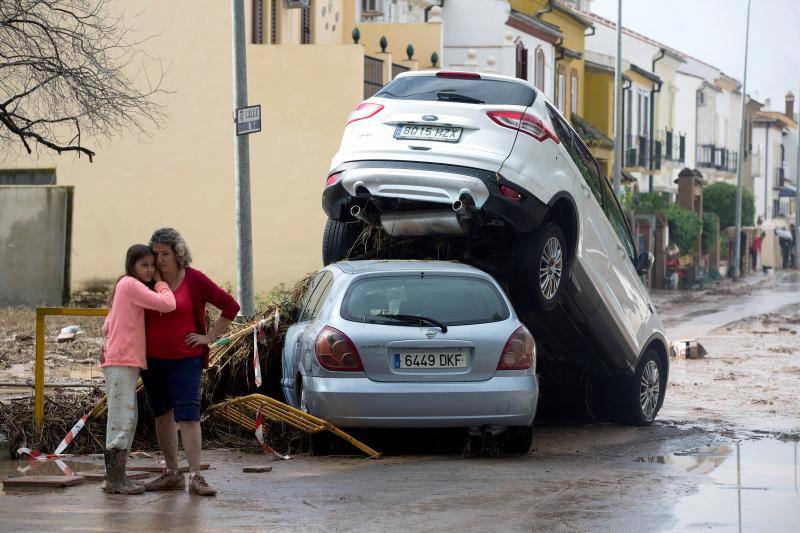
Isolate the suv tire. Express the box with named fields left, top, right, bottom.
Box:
left=322, top=218, right=361, bottom=265
left=512, top=223, right=568, bottom=312
left=618, top=349, right=665, bottom=426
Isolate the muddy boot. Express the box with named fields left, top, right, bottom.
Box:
left=103, top=449, right=145, bottom=495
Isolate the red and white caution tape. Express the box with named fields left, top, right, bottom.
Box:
left=17, top=448, right=72, bottom=460
left=254, top=412, right=293, bottom=461
left=253, top=327, right=262, bottom=387
left=54, top=413, right=89, bottom=454
left=54, top=459, right=74, bottom=476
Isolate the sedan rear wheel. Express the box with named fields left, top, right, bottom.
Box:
left=504, top=424, right=534, bottom=455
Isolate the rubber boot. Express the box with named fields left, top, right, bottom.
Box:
left=103, top=449, right=145, bottom=495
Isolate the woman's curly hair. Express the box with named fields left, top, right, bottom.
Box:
left=149, top=227, right=192, bottom=269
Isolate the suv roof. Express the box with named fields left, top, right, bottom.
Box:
left=332, top=260, right=489, bottom=275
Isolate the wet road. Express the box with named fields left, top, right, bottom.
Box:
left=2, top=272, right=800, bottom=531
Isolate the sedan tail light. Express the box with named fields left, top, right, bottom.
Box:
left=497, top=326, right=536, bottom=370
left=315, top=326, right=364, bottom=371
left=486, top=110, right=559, bottom=144
left=346, top=102, right=384, bottom=125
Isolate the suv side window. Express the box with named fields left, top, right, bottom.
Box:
left=546, top=105, right=603, bottom=206
left=299, top=271, right=333, bottom=322
left=599, top=174, right=637, bottom=263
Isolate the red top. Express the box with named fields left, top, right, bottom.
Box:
left=145, top=267, right=240, bottom=367
left=751, top=235, right=763, bottom=253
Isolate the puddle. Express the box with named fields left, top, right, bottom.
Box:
left=682, top=308, right=722, bottom=319
left=640, top=439, right=800, bottom=530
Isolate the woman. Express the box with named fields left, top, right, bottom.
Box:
left=141, top=228, right=240, bottom=496
left=102, top=244, right=175, bottom=495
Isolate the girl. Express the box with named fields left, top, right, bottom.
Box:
left=101, top=244, right=176, bottom=495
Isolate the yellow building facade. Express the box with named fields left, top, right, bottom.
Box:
left=0, top=1, right=442, bottom=294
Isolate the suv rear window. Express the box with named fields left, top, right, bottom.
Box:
left=375, top=76, right=536, bottom=106
left=341, top=275, right=510, bottom=326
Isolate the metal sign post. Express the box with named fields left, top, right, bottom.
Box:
left=232, top=0, right=254, bottom=317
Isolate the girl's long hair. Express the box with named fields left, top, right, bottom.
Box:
left=108, top=244, right=156, bottom=306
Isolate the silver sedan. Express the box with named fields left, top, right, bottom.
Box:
left=281, top=260, right=538, bottom=452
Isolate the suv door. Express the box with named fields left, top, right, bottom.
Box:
left=546, top=105, right=610, bottom=320
left=597, top=174, right=652, bottom=352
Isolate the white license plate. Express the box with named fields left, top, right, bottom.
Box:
left=394, top=124, right=463, bottom=143
left=393, top=349, right=467, bottom=369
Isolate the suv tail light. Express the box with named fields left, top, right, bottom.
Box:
left=326, top=171, right=344, bottom=186
left=346, top=102, right=384, bottom=125
left=499, top=184, right=522, bottom=204
left=436, top=71, right=481, bottom=79
left=315, top=326, right=364, bottom=371
left=486, top=110, right=559, bottom=144
left=497, top=326, right=536, bottom=370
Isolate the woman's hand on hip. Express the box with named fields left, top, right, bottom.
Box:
left=186, top=333, right=212, bottom=347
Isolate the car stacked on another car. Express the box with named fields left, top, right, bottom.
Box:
left=281, top=260, right=538, bottom=453
left=321, top=70, right=668, bottom=425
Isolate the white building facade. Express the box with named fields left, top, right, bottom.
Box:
left=441, top=0, right=557, bottom=100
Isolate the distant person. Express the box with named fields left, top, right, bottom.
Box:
left=101, top=244, right=176, bottom=495
left=791, top=224, right=797, bottom=268
left=141, top=228, right=239, bottom=497
left=778, top=227, right=792, bottom=269
left=750, top=231, right=764, bottom=273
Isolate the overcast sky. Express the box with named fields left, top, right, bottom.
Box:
left=589, top=0, right=800, bottom=113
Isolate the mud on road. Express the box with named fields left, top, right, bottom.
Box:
left=1, top=273, right=799, bottom=531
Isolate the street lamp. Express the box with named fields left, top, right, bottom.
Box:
left=732, top=0, right=752, bottom=280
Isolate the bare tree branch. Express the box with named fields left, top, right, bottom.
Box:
left=0, top=0, right=166, bottom=161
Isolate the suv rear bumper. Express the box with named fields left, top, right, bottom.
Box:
left=323, top=161, right=548, bottom=233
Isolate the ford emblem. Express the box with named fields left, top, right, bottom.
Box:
left=425, top=329, right=437, bottom=339
left=422, top=115, right=438, bottom=122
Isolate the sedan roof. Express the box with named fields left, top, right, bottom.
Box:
left=332, top=260, right=489, bottom=276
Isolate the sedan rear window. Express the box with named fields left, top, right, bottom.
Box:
left=375, top=76, right=536, bottom=106
left=341, top=275, right=510, bottom=326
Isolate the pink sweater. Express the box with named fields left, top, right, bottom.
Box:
left=102, top=277, right=176, bottom=368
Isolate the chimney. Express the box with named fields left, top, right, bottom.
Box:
left=786, top=91, right=795, bottom=119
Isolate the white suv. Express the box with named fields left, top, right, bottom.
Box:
left=321, top=71, right=668, bottom=425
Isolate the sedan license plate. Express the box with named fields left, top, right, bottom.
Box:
left=394, top=124, right=462, bottom=143
left=394, top=349, right=467, bottom=369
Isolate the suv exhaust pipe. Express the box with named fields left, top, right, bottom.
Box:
left=350, top=205, right=377, bottom=225
left=452, top=193, right=476, bottom=219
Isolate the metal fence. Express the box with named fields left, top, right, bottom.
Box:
left=364, top=56, right=384, bottom=98
left=697, top=144, right=738, bottom=173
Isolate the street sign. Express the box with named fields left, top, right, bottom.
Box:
left=235, top=104, right=261, bottom=135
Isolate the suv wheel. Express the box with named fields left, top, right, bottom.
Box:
left=512, top=223, right=568, bottom=312
left=322, top=218, right=361, bottom=265
left=619, top=349, right=665, bottom=426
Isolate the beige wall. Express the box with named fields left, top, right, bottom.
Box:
left=356, top=22, right=442, bottom=68
left=2, top=1, right=363, bottom=294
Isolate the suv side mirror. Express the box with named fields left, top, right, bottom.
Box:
left=637, top=251, right=654, bottom=276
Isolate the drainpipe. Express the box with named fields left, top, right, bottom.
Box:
left=765, top=124, right=770, bottom=218
left=649, top=49, right=666, bottom=193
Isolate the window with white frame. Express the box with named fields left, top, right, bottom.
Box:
left=535, top=48, right=545, bottom=91
left=557, top=70, right=566, bottom=113
left=570, top=70, right=578, bottom=115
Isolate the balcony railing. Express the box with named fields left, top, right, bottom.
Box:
left=624, top=134, right=651, bottom=169
left=364, top=55, right=384, bottom=98
left=662, top=130, right=686, bottom=163
left=697, top=144, right=738, bottom=174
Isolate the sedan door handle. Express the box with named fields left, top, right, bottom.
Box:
left=581, top=185, right=591, bottom=198
left=616, top=243, right=627, bottom=257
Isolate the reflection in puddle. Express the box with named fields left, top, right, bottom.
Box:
left=641, top=440, right=800, bottom=531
